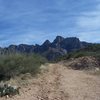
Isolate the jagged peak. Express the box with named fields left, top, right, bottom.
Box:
left=42, top=40, right=51, bottom=46
left=53, top=36, right=64, bottom=43
left=35, top=44, right=40, bottom=47
left=9, top=44, right=17, bottom=48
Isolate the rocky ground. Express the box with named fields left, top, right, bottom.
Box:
left=1, top=62, right=100, bottom=100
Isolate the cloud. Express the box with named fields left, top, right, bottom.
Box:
left=77, top=4, right=100, bottom=31
left=0, top=0, right=100, bottom=47
left=74, top=2, right=100, bottom=42
left=76, top=31, right=100, bottom=43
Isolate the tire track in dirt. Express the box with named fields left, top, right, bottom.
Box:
left=37, top=64, right=69, bottom=100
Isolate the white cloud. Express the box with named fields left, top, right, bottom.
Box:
left=74, top=3, right=100, bottom=43
left=77, top=31, right=100, bottom=43
left=77, top=4, right=100, bottom=30
left=77, top=16, right=100, bottom=30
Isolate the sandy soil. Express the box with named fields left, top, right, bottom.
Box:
left=1, top=63, right=100, bottom=100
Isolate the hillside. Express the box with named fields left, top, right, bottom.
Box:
left=0, top=36, right=90, bottom=60
left=57, top=44, right=100, bottom=61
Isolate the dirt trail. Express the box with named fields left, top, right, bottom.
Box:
left=1, top=63, right=100, bottom=100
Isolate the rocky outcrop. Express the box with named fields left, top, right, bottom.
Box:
left=68, top=56, right=100, bottom=70
left=0, top=36, right=90, bottom=60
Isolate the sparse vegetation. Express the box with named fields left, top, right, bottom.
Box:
left=0, top=53, right=47, bottom=81
left=56, top=44, right=100, bottom=61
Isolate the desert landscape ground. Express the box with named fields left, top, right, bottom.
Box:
left=1, top=61, right=100, bottom=100
left=0, top=0, right=100, bottom=100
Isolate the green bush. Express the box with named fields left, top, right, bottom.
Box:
left=0, top=53, right=47, bottom=81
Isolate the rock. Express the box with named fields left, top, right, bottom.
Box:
left=68, top=56, right=100, bottom=70
left=0, top=83, right=20, bottom=97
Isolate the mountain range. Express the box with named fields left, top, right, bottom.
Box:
left=0, top=36, right=91, bottom=60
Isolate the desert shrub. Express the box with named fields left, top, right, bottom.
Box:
left=0, top=53, right=47, bottom=81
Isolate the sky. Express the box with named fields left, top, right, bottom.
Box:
left=0, top=0, right=100, bottom=47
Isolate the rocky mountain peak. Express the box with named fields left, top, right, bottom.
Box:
left=42, top=40, right=51, bottom=46
left=0, top=36, right=90, bottom=60
left=53, top=36, right=64, bottom=43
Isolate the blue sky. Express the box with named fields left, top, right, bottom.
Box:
left=0, top=0, right=100, bottom=47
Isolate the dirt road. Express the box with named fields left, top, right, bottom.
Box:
left=1, top=63, right=100, bottom=100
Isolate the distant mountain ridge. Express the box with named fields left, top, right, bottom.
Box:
left=0, top=36, right=91, bottom=60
